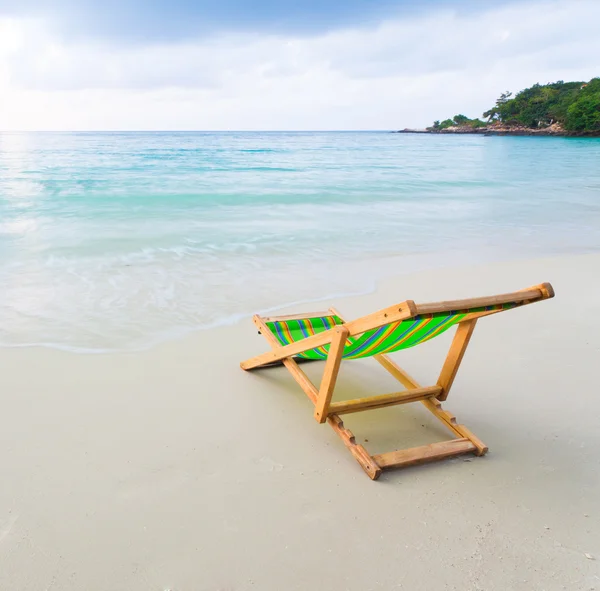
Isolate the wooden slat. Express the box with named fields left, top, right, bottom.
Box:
left=525, top=282, right=554, bottom=299
left=540, top=282, right=555, bottom=298
left=415, top=286, right=545, bottom=315
left=374, top=354, right=420, bottom=390
left=436, top=319, right=477, bottom=401
left=314, top=327, right=349, bottom=423
left=421, top=397, right=488, bottom=455
left=372, top=438, right=476, bottom=469
left=327, top=415, right=381, bottom=480
left=328, top=386, right=441, bottom=415
left=343, top=300, right=416, bottom=336
left=261, top=310, right=334, bottom=323
left=459, top=309, right=505, bottom=322
left=254, top=357, right=321, bottom=369
left=430, top=284, right=554, bottom=323
left=328, top=306, right=347, bottom=322
left=240, top=319, right=335, bottom=370
left=285, top=360, right=319, bottom=404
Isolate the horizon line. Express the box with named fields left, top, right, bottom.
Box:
left=0, top=129, right=398, bottom=133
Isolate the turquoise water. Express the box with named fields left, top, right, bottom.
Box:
left=1, top=131, right=599, bottom=351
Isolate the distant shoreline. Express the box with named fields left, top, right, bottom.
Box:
left=394, top=125, right=600, bottom=138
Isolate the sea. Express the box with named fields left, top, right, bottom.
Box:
left=1, top=131, right=599, bottom=352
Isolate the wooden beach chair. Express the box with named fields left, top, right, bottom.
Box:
left=240, top=283, right=554, bottom=479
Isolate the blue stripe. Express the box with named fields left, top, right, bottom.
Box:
left=298, top=321, right=310, bottom=339
left=415, top=313, right=456, bottom=341
left=379, top=314, right=456, bottom=354
left=299, top=319, right=327, bottom=359
left=273, top=321, right=288, bottom=345
left=346, top=325, right=388, bottom=356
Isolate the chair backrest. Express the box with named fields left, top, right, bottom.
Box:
left=266, top=315, right=344, bottom=360
left=265, top=283, right=554, bottom=361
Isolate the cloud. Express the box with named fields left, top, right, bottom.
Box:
left=0, top=0, right=598, bottom=130
left=0, top=0, right=478, bottom=43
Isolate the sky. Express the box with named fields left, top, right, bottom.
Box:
left=0, top=0, right=598, bottom=130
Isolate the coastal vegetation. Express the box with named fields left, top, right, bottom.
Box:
left=427, top=78, right=600, bottom=135
left=431, top=115, right=487, bottom=131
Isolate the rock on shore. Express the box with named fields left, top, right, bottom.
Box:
left=395, top=122, right=599, bottom=137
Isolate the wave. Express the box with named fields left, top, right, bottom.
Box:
left=0, top=282, right=377, bottom=354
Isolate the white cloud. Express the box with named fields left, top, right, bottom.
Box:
left=0, top=0, right=598, bottom=130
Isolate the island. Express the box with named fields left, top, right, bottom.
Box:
left=397, top=78, right=600, bottom=137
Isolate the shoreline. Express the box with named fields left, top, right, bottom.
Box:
left=3, top=247, right=595, bottom=355
left=395, top=127, right=600, bottom=137
left=2, top=251, right=599, bottom=589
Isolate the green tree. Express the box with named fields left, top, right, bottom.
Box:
left=453, top=114, right=470, bottom=125
left=483, top=91, right=512, bottom=121
left=565, top=93, right=600, bottom=132
left=584, top=78, right=600, bottom=93
left=483, top=81, right=586, bottom=127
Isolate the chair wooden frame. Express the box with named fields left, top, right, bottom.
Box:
left=240, top=283, right=554, bottom=479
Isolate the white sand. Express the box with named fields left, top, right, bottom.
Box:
left=1, top=253, right=599, bottom=590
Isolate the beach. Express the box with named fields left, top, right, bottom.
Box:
left=2, top=251, right=599, bottom=590
left=2, top=0, right=600, bottom=586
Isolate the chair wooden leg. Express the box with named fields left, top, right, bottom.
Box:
left=314, top=327, right=348, bottom=424
left=421, top=397, right=488, bottom=455
left=436, top=319, right=477, bottom=401
left=374, top=353, right=420, bottom=390
left=328, top=415, right=381, bottom=480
